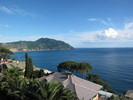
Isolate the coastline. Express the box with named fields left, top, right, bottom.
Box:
left=11, top=48, right=74, bottom=53
left=5, top=61, right=52, bottom=74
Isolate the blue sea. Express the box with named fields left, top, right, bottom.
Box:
left=12, top=48, right=133, bottom=94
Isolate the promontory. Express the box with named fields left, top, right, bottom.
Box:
left=0, top=38, right=74, bottom=52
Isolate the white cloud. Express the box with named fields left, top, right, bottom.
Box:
left=87, top=18, right=115, bottom=27
left=11, top=8, right=36, bottom=17
left=1, top=21, right=133, bottom=47
left=0, top=5, right=36, bottom=17
left=70, top=22, right=133, bottom=44
left=0, top=25, right=133, bottom=47
left=0, top=6, right=13, bottom=14
left=98, top=28, right=119, bottom=39
left=124, top=22, right=133, bottom=30
left=88, top=18, right=108, bottom=25
left=87, top=18, right=97, bottom=21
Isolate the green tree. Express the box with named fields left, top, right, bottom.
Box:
left=88, top=73, right=100, bottom=82
left=3, top=68, right=23, bottom=77
left=0, top=46, right=13, bottom=60
left=0, top=68, right=78, bottom=100
left=78, top=62, right=92, bottom=78
left=88, top=73, right=116, bottom=94
left=0, top=47, right=14, bottom=55
left=57, top=61, right=78, bottom=72
left=0, top=47, right=14, bottom=72
left=32, top=69, right=47, bottom=78
left=24, top=53, right=33, bottom=78
left=57, top=61, right=92, bottom=78
left=35, top=81, right=78, bottom=100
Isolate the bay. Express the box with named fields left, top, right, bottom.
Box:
left=12, top=48, right=133, bottom=94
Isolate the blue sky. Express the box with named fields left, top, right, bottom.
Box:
left=0, top=0, right=133, bottom=47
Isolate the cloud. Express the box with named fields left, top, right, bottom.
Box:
left=87, top=18, right=115, bottom=27
left=0, top=25, right=133, bottom=47
left=97, top=28, right=119, bottom=39
left=87, top=18, right=97, bottom=21
left=10, top=7, right=36, bottom=17
left=0, top=5, right=36, bottom=17
left=1, top=21, right=133, bottom=47
left=70, top=21, right=133, bottom=45
left=0, top=6, right=13, bottom=14
left=124, top=22, right=133, bottom=30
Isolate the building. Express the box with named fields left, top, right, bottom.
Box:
left=9, top=48, right=18, bottom=52
left=98, top=90, right=117, bottom=99
left=125, top=90, right=133, bottom=99
left=40, top=72, right=103, bottom=100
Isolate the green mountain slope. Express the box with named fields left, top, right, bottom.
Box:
left=3, top=38, right=74, bottom=51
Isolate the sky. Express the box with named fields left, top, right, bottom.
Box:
left=0, top=0, right=133, bottom=48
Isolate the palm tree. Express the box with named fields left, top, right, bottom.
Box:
left=37, top=81, right=78, bottom=100
left=0, top=68, right=78, bottom=100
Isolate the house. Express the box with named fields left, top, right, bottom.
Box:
left=98, top=90, right=117, bottom=99
left=125, top=90, right=133, bottom=99
left=40, top=72, right=103, bottom=100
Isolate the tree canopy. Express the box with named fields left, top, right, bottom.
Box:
left=57, top=61, right=92, bottom=77
left=24, top=53, right=48, bottom=78
left=24, top=53, right=34, bottom=78
left=88, top=73, right=116, bottom=94
left=0, top=47, right=14, bottom=55
left=0, top=68, right=78, bottom=100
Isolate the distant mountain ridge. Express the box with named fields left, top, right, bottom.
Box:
left=1, top=38, right=74, bottom=52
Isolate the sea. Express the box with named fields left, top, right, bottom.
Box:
left=12, top=48, right=133, bottom=94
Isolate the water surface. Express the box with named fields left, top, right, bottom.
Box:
left=12, top=48, right=133, bottom=94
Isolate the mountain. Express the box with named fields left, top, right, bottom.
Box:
left=2, top=38, right=74, bottom=52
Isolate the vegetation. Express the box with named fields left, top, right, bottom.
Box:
left=24, top=53, right=48, bottom=78
left=32, top=69, right=48, bottom=78
left=24, top=53, right=34, bottom=78
left=0, top=47, right=14, bottom=72
left=78, top=62, right=92, bottom=77
left=57, top=60, right=116, bottom=94
left=0, top=68, right=78, bottom=100
left=57, top=61, right=92, bottom=77
left=0, top=46, right=14, bottom=55
left=88, top=73, right=116, bottom=94
left=0, top=63, right=8, bottom=72
left=0, top=46, right=14, bottom=60
left=0, top=48, right=131, bottom=100
left=3, top=38, right=74, bottom=51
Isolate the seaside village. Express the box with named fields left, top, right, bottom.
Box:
left=0, top=47, right=133, bottom=100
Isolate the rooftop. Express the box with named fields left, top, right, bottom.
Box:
left=125, top=90, right=133, bottom=99
left=40, top=72, right=103, bottom=100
